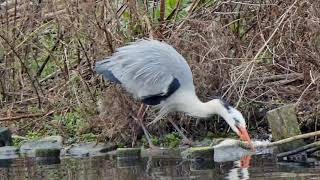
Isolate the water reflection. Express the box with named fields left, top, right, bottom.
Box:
left=0, top=154, right=320, bottom=179
left=226, top=159, right=250, bottom=180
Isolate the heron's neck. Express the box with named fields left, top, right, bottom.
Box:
left=182, top=95, right=227, bottom=118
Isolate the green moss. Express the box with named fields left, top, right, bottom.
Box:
left=150, top=0, right=189, bottom=22
left=161, top=132, right=181, bottom=148
left=190, top=147, right=212, bottom=151
left=12, top=138, right=25, bottom=147
left=52, top=111, right=89, bottom=138
left=141, top=132, right=182, bottom=148
left=141, top=135, right=159, bottom=147
left=28, top=106, right=42, bottom=113
left=229, top=19, right=249, bottom=39
left=80, top=133, right=97, bottom=142
left=26, top=131, right=42, bottom=140
left=257, top=49, right=273, bottom=64
left=206, top=132, right=215, bottom=138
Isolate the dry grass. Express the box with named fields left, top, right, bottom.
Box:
left=0, top=0, right=319, bottom=145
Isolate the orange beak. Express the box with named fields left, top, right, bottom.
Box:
left=238, top=127, right=251, bottom=143
left=237, top=126, right=255, bottom=151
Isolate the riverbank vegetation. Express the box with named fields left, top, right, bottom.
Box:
left=0, top=0, right=319, bottom=147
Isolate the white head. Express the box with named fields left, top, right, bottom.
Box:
left=208, top=99, right=251, bottom=142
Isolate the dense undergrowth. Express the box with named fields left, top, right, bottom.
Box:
left=0, top=0, right=319, bottom=147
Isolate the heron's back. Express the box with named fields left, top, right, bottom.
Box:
left=95, top=39, right=195, bottom=105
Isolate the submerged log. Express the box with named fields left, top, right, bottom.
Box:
left=266, top=104, right=305, bottom=152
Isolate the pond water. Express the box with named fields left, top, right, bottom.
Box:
left=1, top=153, right=320, bottom=180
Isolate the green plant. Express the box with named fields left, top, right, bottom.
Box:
left=161, top=132, right=181, bottom=148
left=80, top=133, right=97, bottom=142
left=26, top=131, right=42, bottom=140
left=151, top=0, right=189, bottom=22
left=52, top=111, right=89, bottom=138
left=12, top=138, right=27, bottom=147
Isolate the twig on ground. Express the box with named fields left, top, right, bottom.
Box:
left=0, top=111, right=54, bottom=121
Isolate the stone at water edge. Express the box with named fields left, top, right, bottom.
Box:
left=266, top=104, right=305, bottom=152
left=181, top=147, right=215, bottom=160
left=20, top=136, right=63, bottom=156
left=0, top=128, right=12, bottom=146
left=66, top=142, right=117, bottom=157
left=0, top=146, right=19, bottom=159
left=117, top=148, right=141, bottom=158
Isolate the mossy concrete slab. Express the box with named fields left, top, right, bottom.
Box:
left=266, top=104, right=305, bottom=152
left=20, top=136, right=63, bottom=157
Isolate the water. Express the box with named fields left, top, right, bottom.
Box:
left=1, top=154, right=320, bottom=180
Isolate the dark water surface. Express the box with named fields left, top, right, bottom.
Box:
left=1, top=154, right=320, bottom=180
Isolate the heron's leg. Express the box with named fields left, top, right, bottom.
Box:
left=136, top=104, right=157, bottom=149
left=168, top=119, right=194, bottom=146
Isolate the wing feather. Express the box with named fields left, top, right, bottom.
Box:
left=95, top=39, right=194, bottom=102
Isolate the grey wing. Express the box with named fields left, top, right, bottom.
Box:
left=95, top=39, right=194, bottom=105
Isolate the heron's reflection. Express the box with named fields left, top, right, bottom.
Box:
left=225, top=157, right=251, bottom=180
left=142, top=147, right=253, bottom=180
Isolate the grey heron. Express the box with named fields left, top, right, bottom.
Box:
left=95, top=39, right=251, bottom=148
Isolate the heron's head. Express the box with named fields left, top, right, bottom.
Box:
left=211, top=99, right=251, bottom=143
